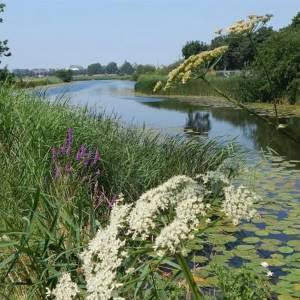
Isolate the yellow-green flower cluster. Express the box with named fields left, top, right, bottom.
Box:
left=218, top=14, right=273, bottom=36
left=162, top=46, right=228, bottom=90
left=153, top=80, right=163, bottom=93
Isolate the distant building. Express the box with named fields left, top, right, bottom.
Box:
left=69, top=65, right=84, bottom=72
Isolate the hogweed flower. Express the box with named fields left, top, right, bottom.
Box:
left=161, top=46, right=228, bottom=89
left=80, top=202, right=131, bottom=300
left=127, top=175, right=197, bottom=240
left=222, top=185, right=259, bottom=225
left=153, top=80, right=163, bottom=93
left=49, top=273, right=79, bottom=300
left=154, top=194, right=208, bottom=256
left=218, top=14, right=273, bottom=36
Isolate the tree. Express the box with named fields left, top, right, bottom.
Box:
left=290, top=12, right=300, bottom=29
left=105, top=62, right=118, bottom=74
left=182, top=41, right=208, bottom=59
left=87, top=63, right=103, bottom=75
left=0, top=3, right=10, bottom=65
left=251, top=27, right=300, bottom=102
left=119, top=61, right=134, bottom=75
left=210, top=26, right=274, bottom=70
left=238, top=14, right=300, bottom=103
left=0, top=3, right=13, bottom=84
left=55, top=69, right=73, bottom=82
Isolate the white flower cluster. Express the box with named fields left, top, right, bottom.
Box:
left=49, top=273, right=79, bottom=300
left=154, top=194, right=208, bottom=256
left=49, top=203, right=131, bottom=300
left=222, top=185, right=258, bottom=225
left=81, top=203, right=131, bottom=300
left=198, top=171, right=229, bottom=185
left=217, top=14, right=273, bottom=36
left=127, top=175, right=196, bottom=240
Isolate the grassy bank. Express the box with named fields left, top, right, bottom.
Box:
left=73, top=74, right=132, bottom=81
left=135, top=74, right=300, bottom=118
left=135, top=74, right=239, bottom=99
left=14, top=76, right=63, bottom=88
left=0, top=85, right=239, bottom=299
left=14, top=74, right=132, bottom=89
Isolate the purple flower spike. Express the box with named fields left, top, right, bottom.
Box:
left=60, top=146, right=66, bottom=155
left=93, top=150, right=101, bottom=165
left=76, top=145, right=86, bottom=161
left=65, top=128, right=73, bottom=155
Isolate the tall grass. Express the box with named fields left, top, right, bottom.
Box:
left=135, top=74, right=240, bottom=99
left=14, top=76, right=63, bottom=88
left=0, top=85, right=239, bottom=299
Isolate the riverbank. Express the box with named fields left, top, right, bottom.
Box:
left=135, top=90, right=300, bottom=118
left=15, top=74, right=133, bottom=89
left=0, top=85, right=238, bottom=298
left=135, top=74, right=300, bottom=118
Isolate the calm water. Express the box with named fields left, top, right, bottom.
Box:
left=40, top=80, right=300, bottom=297
left=41, top=80, right=300, bottom=162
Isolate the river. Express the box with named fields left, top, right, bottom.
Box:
left=38, top=80, right=300, bottom=297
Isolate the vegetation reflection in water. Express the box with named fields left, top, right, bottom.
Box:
left=143, top=98, right=300, bottom=298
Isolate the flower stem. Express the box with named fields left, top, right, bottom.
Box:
left=175, top=253, right=204, bottom=300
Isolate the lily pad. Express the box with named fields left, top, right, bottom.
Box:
left=236, top=244, right=255, bottom=251
left=242, top=237, right=260, bottom=244
left=255, top=230, right=269, bottom=237
left=278, top=246, right=294, bottom=254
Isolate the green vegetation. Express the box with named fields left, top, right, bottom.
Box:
left=119, top=61, right=135, bottom=75
left=55, top=69, right=73, bottom=82
left=239, top=17, right=300, bottom=103
left=0, top=84, right=239, bottom=298
left=211, top=265, right=271, bottom=300
left=135, top=74, right=239, bottom=99
left=14, top=76, right=63, bottom=88
left=87, top=63, right=104, bottom=75
left=73, top=74, right=132, bottom=81
left=182, top=41, right=209, bottom=59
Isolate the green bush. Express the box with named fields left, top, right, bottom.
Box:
left=55, top=69, right=73, bottom=82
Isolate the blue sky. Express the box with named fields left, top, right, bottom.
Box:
left=2, top=0, right=300, bottom=69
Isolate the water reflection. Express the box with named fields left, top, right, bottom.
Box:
left=184, top=111, right=211, bottom=135
left=144, top=99, right=300, bottom=161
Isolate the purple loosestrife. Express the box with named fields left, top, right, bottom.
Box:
left=76, top=145, right=86, bottom=161
left=63, top=128, right=73, bottom=156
